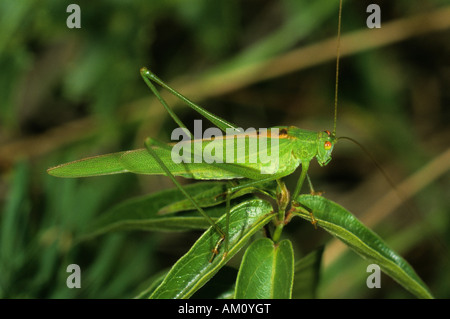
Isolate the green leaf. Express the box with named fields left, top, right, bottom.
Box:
left=294, top=194, right=433, bottom=299
left=149, top=199, right=274, bottom=299
left=158, top=180, right=278, bottom=215
left=235, top=238, right=294, bottom=299
left=157, top=182, right=230, bottom=215
left=80, top=182, right=229, bottom=240
left=292, top=246, right=324, bottom=299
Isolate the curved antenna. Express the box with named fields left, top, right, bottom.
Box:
left=338, top=136, right=419, bottom=218
left=337, top=136, right=401, bottom=195
left=333, top=0, right=343, bottom=137
left=338, top=136, right=450, bottom=264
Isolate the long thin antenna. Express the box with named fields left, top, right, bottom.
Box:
left=333, top=0, right=343, bottom=136
left=339, top=136, right=450, bottom=265
left=338, top=136, right=401, bottom=197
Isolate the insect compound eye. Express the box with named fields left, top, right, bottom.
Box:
left=324, top=141, right=332, bottom=150
left=324, top=130, right=331, bottom=136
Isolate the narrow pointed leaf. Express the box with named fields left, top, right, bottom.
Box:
left=149, top=199, right=274, bottom=299
left=294, top=194, right=433, bottom=299
left=235, top=238, right=294, bottom=299
left=80, top=182, right=228, bottom=240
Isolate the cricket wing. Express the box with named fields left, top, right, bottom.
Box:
left=47, top=151, right=129, bottom=177
left=191, top=132, right=300, bottom=180
left=47, top=147, right=242, bottom=179
left=119, top=148, right=242, bottom=179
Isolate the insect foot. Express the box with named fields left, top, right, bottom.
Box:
left=209, top=235, right=225, bottom=263
left=291, top=201, right=318, bottom=229
left=309, top=211, right=318, bottom=230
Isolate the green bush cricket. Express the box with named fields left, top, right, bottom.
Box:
left=43, top=1, right=438, bottom=299
left=47, top=0, right=344, bottom=261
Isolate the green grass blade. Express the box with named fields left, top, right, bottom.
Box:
left=294, top=195, right=433, bottom=299
left=149, top=199, right=274, bottom=299
left=235, top=238, right=294, bottom=299
left=0, top=162, right=29, bottom=297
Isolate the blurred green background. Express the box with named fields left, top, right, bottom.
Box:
left=0, top=0, right=449, bottom=298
